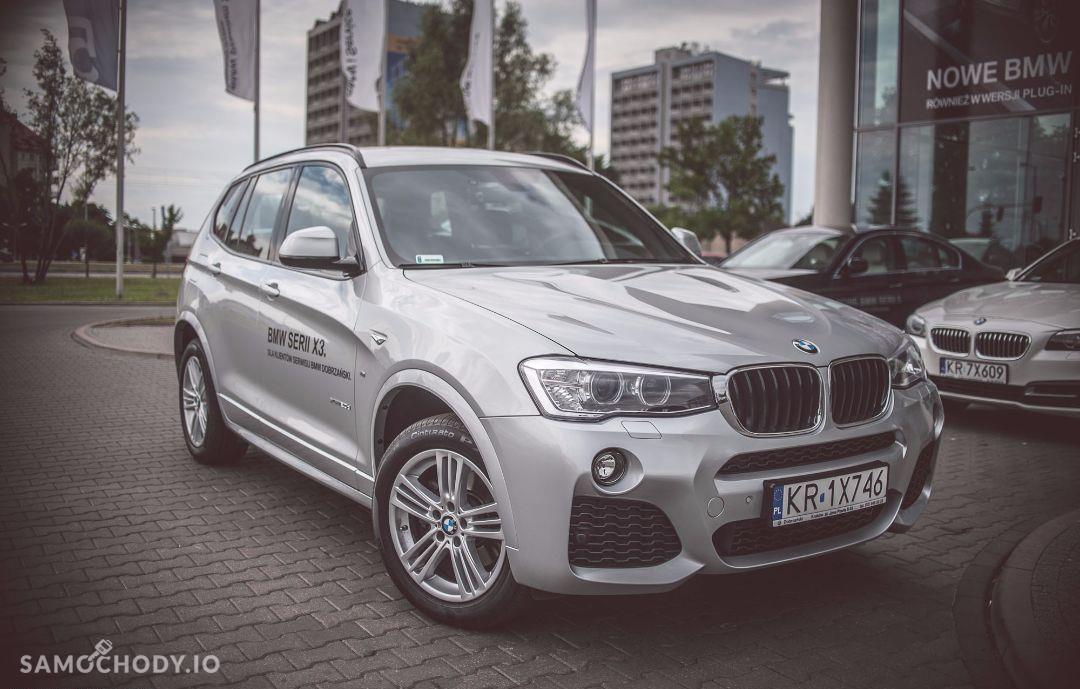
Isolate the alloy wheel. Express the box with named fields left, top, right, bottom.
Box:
left=181, top=356, right=208, bottom=448
left=388, top=449, right=505, bottom=602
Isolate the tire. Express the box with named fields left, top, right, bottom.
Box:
left=178, top=340, right=247, bottom=465
left=375, top=414, right=530, bottom=628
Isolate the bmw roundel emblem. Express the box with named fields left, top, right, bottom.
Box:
left=441, top=515, right=458, bottom=536
left=792, top=339, right=819, bottom=355
left=974, top=316, right=987, bottom=325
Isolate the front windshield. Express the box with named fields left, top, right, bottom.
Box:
left=1021, top=242, right=1080, bottom=284
left=723, top=231, right=843, bottom=270
left=365, top=166, right=694, bottom=267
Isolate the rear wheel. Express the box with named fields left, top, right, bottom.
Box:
left=178, top=340, right=247, bottom=464
left=376, top=414, right=529, bottom=628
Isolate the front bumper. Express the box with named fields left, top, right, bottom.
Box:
left=912, top=332, right=1080, bottom=418
left=483, top=382, right=942, bottom=595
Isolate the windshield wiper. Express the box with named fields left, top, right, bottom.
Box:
left=554, top=257, right=681, bottom=265
left=401, top=261, right=508, bottom=269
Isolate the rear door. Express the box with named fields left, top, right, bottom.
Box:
left=194, top=179, right=252, bottom=413
left=896, top=235, right=965, bottom=314
left=211, top=167, right=295, bottom=425
left=257, top=164, right=365, bottom=488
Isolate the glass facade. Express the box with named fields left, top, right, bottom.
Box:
left=853, top=0, right=1078, bottom=269
left=856, top=0, right=899, bottom=127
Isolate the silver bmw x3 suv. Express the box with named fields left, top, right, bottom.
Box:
left=175, top=145, right=944, bottom=627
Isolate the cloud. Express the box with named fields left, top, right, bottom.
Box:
left=1, top=0, right=821, bottom=224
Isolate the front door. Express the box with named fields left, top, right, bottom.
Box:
left=821, top=235, right=905, bottom=326
left=257, top=164, right=365, bottom=489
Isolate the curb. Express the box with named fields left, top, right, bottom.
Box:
left=1, top=301, right=175, bottom=306
left=952, top=520, right=1037, bottom=689
left=72, top=316, right=173, bottom=360
left=991, top=509, right=1080, bottom=689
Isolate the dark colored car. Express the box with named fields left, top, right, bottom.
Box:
left=720, top=226, right=1003, bottom=327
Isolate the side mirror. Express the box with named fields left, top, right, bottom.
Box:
left=671, top=227, right=703, bottom=257
left=844, top=255, right=869, bottom=276
left=1005, top=267, right=1021, bottom=281
left=279, top=226, right=348, bottom=272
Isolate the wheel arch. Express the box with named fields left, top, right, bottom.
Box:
left=369, top=369, right=519, bottom=551
left=174, top=312, right=217, bottom=383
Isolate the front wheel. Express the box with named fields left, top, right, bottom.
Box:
left=375, top=414, right=529, bottom=628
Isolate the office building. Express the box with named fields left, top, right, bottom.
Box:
left=610, top=46, right=794, bottom=221
left=815, top=0, right=1078, bottom=269
left=305, top=0, right=425, bottom=146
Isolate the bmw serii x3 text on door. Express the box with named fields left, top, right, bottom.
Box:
left=175, top=145, right=944, bottom=627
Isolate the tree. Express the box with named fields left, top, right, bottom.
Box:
left=139, top=204, right=181, bottom=278
left=393, top=1, right=587, bottom=158
left=391, top=1, right=470, bottom=146
left=658, top=115, right=784, bottom=254
left=865, top=171, right=918, bottom=228
left=865, top=172, right=893, bottom=226
left=21, top=30, right=138, bottom=284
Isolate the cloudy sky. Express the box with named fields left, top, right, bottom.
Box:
left=0, top=0, right=820, bottom=228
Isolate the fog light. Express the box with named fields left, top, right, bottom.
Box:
left=592, top=450, right=627, bottom=486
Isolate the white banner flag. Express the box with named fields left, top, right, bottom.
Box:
left=341, top=0, right=386, bottom=112
left=62, top=0, right=120, bottom=91
left=575, top=0, right=596, bottom=131
left=460, top=0, right=494, bottom=128
left=213, top=0, right=257, bottom=101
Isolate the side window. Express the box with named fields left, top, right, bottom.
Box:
left=936, top=242, right=960, bottom=268
left=852, top=237, right=899, bottom=274
left=212, top=181, right=246, bottom=241
left=284, top=165, right=354, bottom=258
left=232, top=168, right=292, bottom=259
left=898, top=237, right=959, bottom=270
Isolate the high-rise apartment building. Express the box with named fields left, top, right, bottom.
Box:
left=610, top=47, right=794, bottom=221
left=305, top=0, right=425, bottom=146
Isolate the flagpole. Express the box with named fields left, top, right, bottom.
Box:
left=487, top=0, right=495, bottom=150
left=586, top=0, right=596, bottom=169
left=114, top=0, right=127, bottom=299
left=377, top=0, right=387, bottom=146
left=254, top=0, right=260, bottom=162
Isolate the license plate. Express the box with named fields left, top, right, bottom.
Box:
left=938, top=358, right=1008, bottom=384
left=767, top=465, right=888, bottom=527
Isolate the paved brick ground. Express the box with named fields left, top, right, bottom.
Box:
left=2, top=304, right=1079, bottom=689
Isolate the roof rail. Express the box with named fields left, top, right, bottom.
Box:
left=527, top=152, right=590, bottom=171
left=244, top=143, right=365, bottom=171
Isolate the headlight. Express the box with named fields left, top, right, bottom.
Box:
left=888, top=339, right=925, bottom=388
left=520, top=357, right=716, bottom=419
left=1046, top=329, right=1080, bottom=351
left=906, top=313, right=926, bottom=337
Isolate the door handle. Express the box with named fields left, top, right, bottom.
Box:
left=209, top=261, right=222, bottom=275
left=888, top=282, right=903, bottom=289
left=260, top=281, right=280, bottom=298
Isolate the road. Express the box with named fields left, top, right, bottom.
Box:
left=1, top=304, right=1078, bottom=689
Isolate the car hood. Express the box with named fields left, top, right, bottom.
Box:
left=721, top=267, right=819, bottom=281
left=924, top=281, right=1080, bottom=328
left=405, top=265, right=902, bottom=372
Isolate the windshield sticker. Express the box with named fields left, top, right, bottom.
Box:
left=415, top=254, right=444, bottom=264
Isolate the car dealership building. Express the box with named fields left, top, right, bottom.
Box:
left=814, top=0, right=1078, bottom=271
